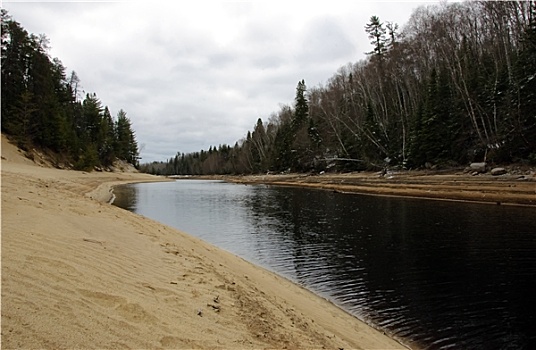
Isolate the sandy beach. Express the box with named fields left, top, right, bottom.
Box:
left=1, top=134, right=405, bottom=349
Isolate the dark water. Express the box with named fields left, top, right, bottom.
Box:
left=113, top=180, right=536, bottom=349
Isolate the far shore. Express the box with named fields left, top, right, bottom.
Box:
left=183, top=170, right=536, bottom=207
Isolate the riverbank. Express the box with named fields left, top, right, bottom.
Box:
left=220, top=169, right=536, bottom=206
left=1, top=135, right=404, bottom=348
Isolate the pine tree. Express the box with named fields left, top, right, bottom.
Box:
left=289, top=80, right=312, bottom=171
left=27, top=41, right=67, bottom=150
left=362, top=101, right=386, bottom=166
left=99, top=107, right=116, bottom=165
left=272, top=122, right=292, bottom=172
left=115, top=109, right=139, bottom=166
left=408, top=68, right=459, bottom=166
left=82, top=93, right=103, bottom=144
left=364, top=16, right=387, bottom=59
left=293, top=79, right=309, bottom=130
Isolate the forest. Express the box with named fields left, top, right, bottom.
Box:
left=142, top=1, right=536, bottom=176
left=1, top=9, right=139, bottom=170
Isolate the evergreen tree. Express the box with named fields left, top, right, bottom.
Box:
left=289, top=79, right=312, bottom=171
left=115, top=109, right=139, bottom=166
left=6, top=90, right=37, bottom=144
left=99, top=107, right=116, bottom=165
left=272, top=122, right=292, bottom=172
left=82, top=93, right=103, bottom=143
left=362, top=101, right=386, bottom=166
left=365, top=16, right=387, bottom=59
left=293, top=79, right=309, bottom=130
left=408, top=69, right=453, bottom=166
left=27, top=41, right=67, bottom=150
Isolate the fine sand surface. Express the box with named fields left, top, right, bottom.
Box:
left=1, top=134, right=405, bottom=349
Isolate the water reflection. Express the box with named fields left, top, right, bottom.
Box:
left=113, top=180, right=536, bottom=349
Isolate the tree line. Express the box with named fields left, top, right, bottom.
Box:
left=143, top=1, right=536, bottom=176
left=1, top=10, right=139, bottom=170
left=147, top=1, right=533, bottom=176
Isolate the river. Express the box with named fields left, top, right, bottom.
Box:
left=113, top=179, right=536, bottom=349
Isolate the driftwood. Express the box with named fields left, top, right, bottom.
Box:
left=323, top=157, right=364, bottom=163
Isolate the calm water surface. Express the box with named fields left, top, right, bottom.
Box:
left=113, top=180, right=536, bottom=349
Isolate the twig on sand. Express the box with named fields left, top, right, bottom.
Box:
left=82, top=238, right=104, bottom=245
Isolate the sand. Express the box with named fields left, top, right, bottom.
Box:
left=1, top=133, right=405, bottom=349
left=225, top=170, right=536, bottom=207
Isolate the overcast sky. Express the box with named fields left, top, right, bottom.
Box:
left=4, top=1, right=437, bottom=163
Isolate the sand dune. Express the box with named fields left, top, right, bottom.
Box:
left=1, top=134, right=404, bottom=349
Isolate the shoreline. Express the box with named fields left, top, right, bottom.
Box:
left=108, top=182, right=413, bottom=349
left=106, top=181, right=414, bottom=349
left=2, top=137, right=406, bottom=348
left=198, top=171, right=536, bottom=207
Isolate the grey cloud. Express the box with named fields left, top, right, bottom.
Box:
left=299, top=17, right=356, bottom=63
